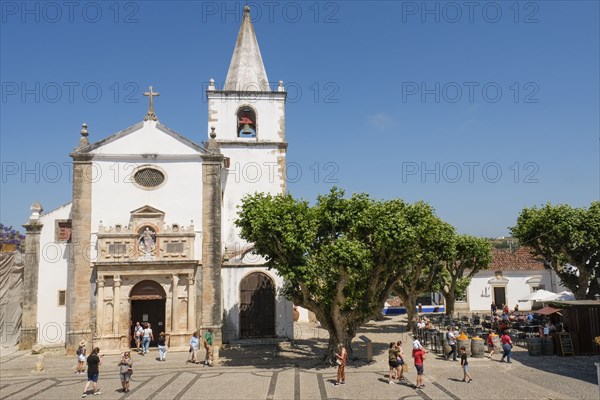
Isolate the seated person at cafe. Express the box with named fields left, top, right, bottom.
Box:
left=527, top=313, right=534, bottom=322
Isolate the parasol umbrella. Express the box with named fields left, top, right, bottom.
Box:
left=533, top=306, right=562, bottom=316
left=519, top=289, right=558, bottom=302
left=554, top=291, right=575, bottom=301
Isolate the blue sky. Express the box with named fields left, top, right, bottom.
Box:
left=1, top=0, right=598, bottom=237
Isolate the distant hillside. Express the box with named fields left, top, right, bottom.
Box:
left=488, top=237, right=520, bottom=251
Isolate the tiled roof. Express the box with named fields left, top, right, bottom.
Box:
left=488, top=247, right=546, bottom=271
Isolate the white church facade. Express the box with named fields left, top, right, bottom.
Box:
left=21, top=6, right=293, bottom=354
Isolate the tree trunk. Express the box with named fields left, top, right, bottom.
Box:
left=403, top=294, right=418, bottom=331
left=445, top=290, right=456, bottom=317
left=319, top=313, right=355, bottom=364
left=574, top=270, right=592, bottom=300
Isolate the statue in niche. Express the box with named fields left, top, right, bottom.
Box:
left=138, top=227, right=156, bottom=259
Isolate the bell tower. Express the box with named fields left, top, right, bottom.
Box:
left=206, top=4, right=287, bottom=251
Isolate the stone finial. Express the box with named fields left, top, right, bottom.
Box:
left=78, top=123, right=90, bottom=147
left=30, top=201, right=43, bottom=221
left=210, top=126, right=217, bottom=139
left=278, top=80, right=285, bottom=92
left=208, top=79, right=216, bottom=91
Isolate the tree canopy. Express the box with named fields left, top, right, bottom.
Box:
left=235, top=188, right=453, bottom=360
left=511, top=202, right=600, bottom=299
left=432, top=235, right=493, bottom=316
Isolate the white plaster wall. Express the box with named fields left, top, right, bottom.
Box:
left=92, top=121, right=201, bottom=156
left=296, top=306, right=310, bottom=323
left=37, top=203, right=71, bottom=345
left=88, top=125, right=204, bottom=261
left=220, top=146, right=285, bottom=252
left=467, top=270, right=568, bottom=312
left=207, top=93, right=286, bottom=142
left=221, top=266, right=293, bottom=343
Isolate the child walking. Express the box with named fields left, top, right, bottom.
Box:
left=487, top=333, right=495, bottom=359
left=460, top=347, right=473, bottom=383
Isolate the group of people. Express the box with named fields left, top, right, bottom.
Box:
left=76, top=341, right=105, bottom=397
left=187, top=328, right=215, bottom=366
left=75, top=325, right=215, bottom=397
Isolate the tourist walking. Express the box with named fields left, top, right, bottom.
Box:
left=118, top=351, right=133, bottom=393
left=460, top=347, right=473, bottom=383
left=446, top=326, right=457, bottom=361
left=491, top=302, right=497, bottom=315
left=487, top=333, right=496, bottom=358
left=142, top=323, right=153, bottom=356
left=388, top=342, right=401, bottom=384
left=412, top=343, right=426, bottom=389
left=82, top=347, right=102, bottom=397
left=188, top=331, right=199, bottom=364
left=500, top=331, right=513, bottom=363
left=204, top=328, right=214, bottom=366
left=395, top=340, right=406, bottom=381
left=158, top=332, right=167, bottom=361
left=334, top=343, right=347, bottom=386
left=76, top=340, right=87, bottom=374
left=134, top=322, right=143, bottom=352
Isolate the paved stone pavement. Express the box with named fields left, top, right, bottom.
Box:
left=1, top=315, right=598, bottom=399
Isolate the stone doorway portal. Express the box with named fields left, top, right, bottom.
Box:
left=130, top=280, right=166, bottom=348
left=239, top=272, right=275, bottom=338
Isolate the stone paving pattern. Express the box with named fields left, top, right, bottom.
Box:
left=1, top=316, right=598, bottom=399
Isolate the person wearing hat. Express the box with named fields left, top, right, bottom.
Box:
left=76, top=340, right=87, bottom=374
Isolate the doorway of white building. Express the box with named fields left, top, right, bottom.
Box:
left=493, top=286, right=506, bottom=307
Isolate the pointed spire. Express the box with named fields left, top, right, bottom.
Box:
left=224, top=5, right=270, bottom=92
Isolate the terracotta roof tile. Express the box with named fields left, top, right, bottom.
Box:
left=489, top=247, right=545, bottom=271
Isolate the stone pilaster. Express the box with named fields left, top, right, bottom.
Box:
left=200, top=141, right=224, bottom=344
left=66, top=152, right=93, bottom=354
left=20, top=202, right=43, bottom=350
left=187, top=273, right=195, bottom=330
left=171, top=274, right=179, bottom=331
left=96, top=276, right=105, bottom=333
left=113, top=275, right=121, bottom=333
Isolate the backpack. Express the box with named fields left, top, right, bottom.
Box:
left=76, top=346, right=83, bottom=356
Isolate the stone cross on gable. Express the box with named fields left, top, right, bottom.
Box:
left=144, top=85, right=160, bottom=121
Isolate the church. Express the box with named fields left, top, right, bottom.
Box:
left=20, top=5, right=293, bottom=354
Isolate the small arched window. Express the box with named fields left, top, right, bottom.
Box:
left=237, top=107, right=256, bottom=138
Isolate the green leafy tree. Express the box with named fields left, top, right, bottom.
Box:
left=432, top=235, right=492, bottom=317
left=235, top=188, right=452, bottom=360
left=511, top=202, right=600, bottom=299
left=391, top=219, right=455, bottom=330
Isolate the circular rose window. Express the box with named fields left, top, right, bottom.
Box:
left=133, top=168, right=165, bottom=188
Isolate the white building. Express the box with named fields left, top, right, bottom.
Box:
left=21, top=5, right=293, bottom=353
left=459, top=247, right=568, bottom=313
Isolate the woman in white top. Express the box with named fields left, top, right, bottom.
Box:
left=142, top=323, right=154, bottom=355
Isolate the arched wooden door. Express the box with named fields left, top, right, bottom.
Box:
left=239, top=272, right=275, bottom=338
left=130, top=280, right=166, bottom=347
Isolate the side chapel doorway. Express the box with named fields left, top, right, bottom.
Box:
left=239, top=272, right=276, bottom=338
left=130, top=280, right=166, bottom=348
